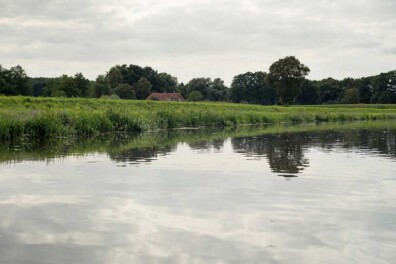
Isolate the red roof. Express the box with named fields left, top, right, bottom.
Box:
left=146, top=93, right=185, bottom=101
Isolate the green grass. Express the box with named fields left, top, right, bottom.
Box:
left=1, top=96, right=396, bottom=141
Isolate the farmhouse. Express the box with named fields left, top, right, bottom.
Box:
left=146, top=93, right=185, bottom=102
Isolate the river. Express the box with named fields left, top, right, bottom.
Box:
left=0, top=121, right=395, bottom=263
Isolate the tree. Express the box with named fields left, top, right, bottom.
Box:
left=114, top=84, right=136, bottom=99
left=0, top=65, right=29, bottom=95
left=107, top=67, right=123, bottom=89
left=341, top=88, right=360, bottom=104
left=74, top=73, right=90, bottom=97
left=158, top=72, right=178, bottom=92
left=357, top=78, right=373, bottom=104
left=188, top=91, right=203, bottom=101
left=135, top=77, right=152, bottom=99
left=208, top=78, right=229, bottom=101
left=178, top=83, right=187, bottom=98
left=268, top=56, right=310, bottom=105
left=10, top=65, right=30, bottom=95
left=93, top=75, right=111, bottom=98
left=186, top=78, right=211, bottom=99
left=230, top=72, right=276, bottom=105
left=29, top=77, right=47, bottom=97
left=298, top=80, right=319, bottom=105
left=314, top=78, right=343, bottom=104
left=0, top=65, right=8, bottom=95
left=58, top=75, right=79, bottom=97
left=370, top=71, right=396, bottom=104
left=186, top=77, right=229, bottom=101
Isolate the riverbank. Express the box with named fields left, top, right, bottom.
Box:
left=1, top=96, right=396, bottom=141
left=1, top=120, right=395, bottom=164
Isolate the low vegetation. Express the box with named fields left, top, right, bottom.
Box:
left=1, top=96, right=396, bottom=141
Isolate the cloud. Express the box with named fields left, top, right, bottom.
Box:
left=0, top=0, right=395, bottom=84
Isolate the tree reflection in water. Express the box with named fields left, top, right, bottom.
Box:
left=231, top=128, right=395, bottom=175
left=0, top=124, right=394, bottom=174
left=108, top=146, right=175, bottom=164
left=232, top=134, right=309, bottom=175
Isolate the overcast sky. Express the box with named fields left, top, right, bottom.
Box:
left=1, top=0, right=395, bottom=84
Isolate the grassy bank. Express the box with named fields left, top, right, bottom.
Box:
left=1, top=96, right=396, bottom=141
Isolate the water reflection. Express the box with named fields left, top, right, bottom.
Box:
left=109, top=146, right=175, bottom=164
left=0, top=121, right=396, bottom=264
left=231, top=127, right=396, bottom=174
left=232, top=134, right=309, bottom=174
left=0, top=122, right=395, bottom=172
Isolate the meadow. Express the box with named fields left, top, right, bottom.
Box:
left=1, top=96, right=396, bottom=141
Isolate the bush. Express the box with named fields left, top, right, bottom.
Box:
left=114, top=84, right=136, bottom=99
left=188, top=91, right=203, bottom=101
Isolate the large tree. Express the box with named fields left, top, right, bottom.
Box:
left=0, top=65, right=29, bottom=95
left=59, top=75, right=78, bottom=97
left=186, top=78, right=211, bottom=99
left=268, top=56, right=310, bottom=105
left=108, top=67, right=123, bottom=89
left=230, top=72, right=276, bottom=105
left=135, top=77, right=152, bottom=99
left=208, top=78, right=229, bottom=101
left=93, top=75, right=111, bottom=98
left=74, top=73, right=90, bottom=97
left=158, top=72, right=178, bottom=92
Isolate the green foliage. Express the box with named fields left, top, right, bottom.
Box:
left=100, top=94, right=120, bottom=100
left=51, top=89, right=67, bottom=97
left=114, top=84, right=136, bottom=99
left=135, top=77, right=152, bottom=99
left=74, top=73, right=90, bottom=97
left=2, top=62, right=395, bottom=106
left=28, top=73, right=92, bottom=98
left=0, top=96, right=395, bottom=141
left=116, top=64, right=178, bottom=93
left=341, top=88, right=360, bottom=104
left=369, top=71, right=396, bottom=104
left=230, top=72, right=276, bottom=105
left=268, top=56, right=310, bottom=105
left=314, top=78, right=343, bottom=104
left=298, top=80, right=319, bottom=105
left=188, top=91, right=204, bottom=101
left=59, top=75, right=80, bottom=97
left=0, top=65, right=29, bottom=96
left=186, top=78, right=211, bottom=99
left=208, top=78, right=229, bottom=101
left=186, top=77, right=229, bottom=101
left=158, top=72, right=178, bottom=92
left=93, top=74, right=111, bottom=98
left=107, top=67, right=123, bottom=89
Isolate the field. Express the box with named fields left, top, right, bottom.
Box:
left=1, top=96, right=396, bottom=141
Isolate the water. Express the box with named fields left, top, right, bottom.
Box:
left=0, top=122, right=395, bottom=264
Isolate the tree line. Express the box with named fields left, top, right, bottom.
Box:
left=1, top=56, right=395, bottom=104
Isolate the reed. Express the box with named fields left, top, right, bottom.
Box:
left=1, top=96, right=396, bottom=141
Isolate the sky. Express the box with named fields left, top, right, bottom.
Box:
left=0, top=0, right=395, bottom=84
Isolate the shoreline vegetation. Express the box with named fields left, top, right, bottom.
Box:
left=1, top=119, right=395, bottom=164
left=1, top=96, right=396, bottom=141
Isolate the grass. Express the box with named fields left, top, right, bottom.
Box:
left=1, top=96, right=396, bottom=141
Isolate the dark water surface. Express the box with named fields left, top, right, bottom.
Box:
left=0, top=122, right=395, bottom=263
